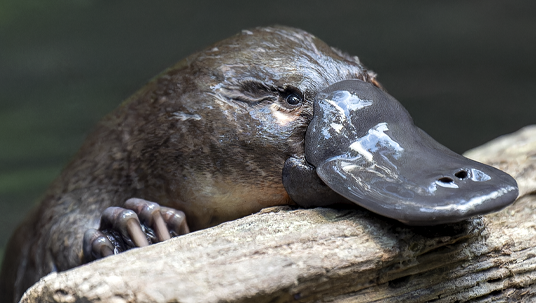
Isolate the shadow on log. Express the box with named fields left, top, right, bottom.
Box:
left=21, top=126, right=536, bottom=303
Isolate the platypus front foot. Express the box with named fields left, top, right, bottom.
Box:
left=82, top=198, right=189, bottom=263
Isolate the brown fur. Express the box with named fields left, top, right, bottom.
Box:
left=0, top=26, right=376, bottom=302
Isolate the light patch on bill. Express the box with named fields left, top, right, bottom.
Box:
left=418, top=185, right=517, bottom=215
left=325, top=99, right=347, bottom=118
left=348, top=122, right=403, bottom=162
left=471, top=168, right=491, bottom=182
left=322, top=128, right=331, bottom=140
left=331, top=123, right=343, bottom=132
left=327, top=91, right=373, bottom=118
left=341, top=163, right=361, bottom=173
left=435, top=180, right=459, bottom=189
left=349, top=141, right=374, bottom=162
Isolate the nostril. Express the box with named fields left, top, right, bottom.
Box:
left=438, top=177, right=454, bottom=183
left=455, top=170, right=468, bottom=179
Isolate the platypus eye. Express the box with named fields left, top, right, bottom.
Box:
left=286, top=93, right=302, bottom=105
left=277, top=86, right=304, bottom=110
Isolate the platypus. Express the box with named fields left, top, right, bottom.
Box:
left=0, top=26, right=518, bottom=302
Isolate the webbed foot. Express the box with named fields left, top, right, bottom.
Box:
left=83, top=198, right=189, bottom=263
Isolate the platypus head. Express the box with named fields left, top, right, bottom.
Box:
left=289, top=79, right=518, bottom=225
left=132, top=26, right=517, bottom=228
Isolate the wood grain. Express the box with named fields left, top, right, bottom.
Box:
left=21, top=126, right=536, bottom=303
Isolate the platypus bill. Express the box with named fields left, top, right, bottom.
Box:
left=0, top=26, right=518, bottom=302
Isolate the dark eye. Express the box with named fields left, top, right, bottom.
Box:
left=286, top=93, right=302, bottom=105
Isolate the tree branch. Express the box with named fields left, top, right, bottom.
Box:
left=21, top=126, right=536, bottom=303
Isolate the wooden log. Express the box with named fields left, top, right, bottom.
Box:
left=20, top=126, right=536, bottom=303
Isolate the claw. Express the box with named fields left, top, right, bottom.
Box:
left=125, top=198, right=170, bottom=242
left=160, top=207, right=190, bottom=236
left=101, top=207, right=149, bottom=248
left=83, top=229, right=115, bottom=262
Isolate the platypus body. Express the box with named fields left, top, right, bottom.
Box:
left=0, top=26, right=518, bottom=302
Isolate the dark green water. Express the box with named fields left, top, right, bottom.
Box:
left=1, top=0, right=535, bottom=261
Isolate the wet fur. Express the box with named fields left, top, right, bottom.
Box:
left=0, top=26, right=378, bottom=302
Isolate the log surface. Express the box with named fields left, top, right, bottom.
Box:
left=21, top=126, right=536, bottom=303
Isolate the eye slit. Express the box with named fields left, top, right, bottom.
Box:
left=286, top=93, right=302, bottom=105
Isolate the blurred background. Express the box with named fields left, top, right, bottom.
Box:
left=0, top=1, right=535, bottom=261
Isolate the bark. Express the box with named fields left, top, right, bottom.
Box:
left=21, top=125, right=536, bottom=303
